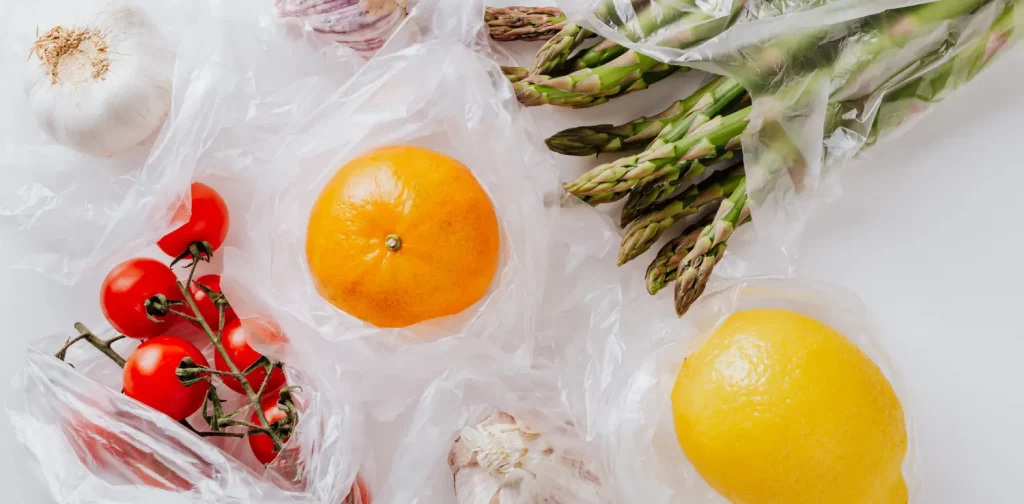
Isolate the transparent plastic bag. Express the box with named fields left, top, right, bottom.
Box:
left=355, top=363, right=609, bottom=503
left=531, top=199, right=920, bottom=503
left=209, top=6, right=558, bottom=361
left=0, top=0, right=364, bottom=284
left=176, top=1, right=573, bottom=501
left=7, top=324, right=366, bottom=504
left=7, top=0, right=564, bottom=500
left=558, top=0, right=1022, bottom=252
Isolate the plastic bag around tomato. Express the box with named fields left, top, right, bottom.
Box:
left=154, top=1, right=567, bottom=501
left=7, top=324, right=366, bottom=504
left=0, top=0, right=363, bottom=284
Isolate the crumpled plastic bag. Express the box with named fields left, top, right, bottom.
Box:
left=557, top=0, right=1021, bottom=252
left=7, top=320, right=366, bottom=504
left=6, top=0, right=927, bottom=502
left=4, top=0, right=377, bottom=501
left=213, top=3, right=559, bottom=358
left=356, top=363, right=607, bottom=503
left=0, top=0, right=363, bottom=284
left=194, top=1, right=572, bottom=502
left=5, top=0, right=566, bottom=501
left=538, top=200, right=920, bottom=503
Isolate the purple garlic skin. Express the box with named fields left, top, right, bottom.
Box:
left=449, top=412, right=609, bottom=504
left=275, top=0, right=408, bottom=55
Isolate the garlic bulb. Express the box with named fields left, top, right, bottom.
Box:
left=24, top=4, right=174, bottom=157
left=448, top=412, right=609, bottom=504
left=275, top=0, right=409, bottom=56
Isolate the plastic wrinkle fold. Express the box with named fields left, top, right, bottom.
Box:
left=4, top=0, right=929, bottom=502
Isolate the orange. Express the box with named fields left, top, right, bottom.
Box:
left=305, top=145, right=500, bottom=328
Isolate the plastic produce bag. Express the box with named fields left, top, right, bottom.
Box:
left=7, top=322, right=366, bottom=504
left=558, top=0, right=1022, bottom=250
left=0, top=0, right=363, bottom=283
left=353, top=363, right=609, bottom=503
left=208, top=0, right=558, bottom=357
left=4, top=0, right=376, bottom=501
left=171, top=1, right=571, bottom=501
left=539, top=201, right=920, bottom=502
left=5, top=0, right=563, bottom=501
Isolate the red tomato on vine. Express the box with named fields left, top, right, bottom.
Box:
left=63, top=413, right=194, bottom=491
left=347, top=476, right=371, bottom=504
left=248, top=397, right=290, bottom=465
left=215, top=318, right=286, bottom=396
left=123, top=336, right=209, bottom=421
left=100, top=258, right=181, bottom=339
left=189, top=274, right=237, bottom=329
left=158, top=182, right=230, bottom=259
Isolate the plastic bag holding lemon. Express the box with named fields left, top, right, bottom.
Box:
left=541, top=205, right=920, bottom=504
left=2, top=0, right=925, bottom=501
left=672, top=308, right=908, bottom=503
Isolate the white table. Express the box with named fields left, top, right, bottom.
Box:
left=2, top=12, right=1022, bottom=504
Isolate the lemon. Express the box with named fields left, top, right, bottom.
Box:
left=671, top=309, right=908, bottom=504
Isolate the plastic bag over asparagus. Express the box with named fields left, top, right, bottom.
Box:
left=487, top=1, right=1020, bottom=316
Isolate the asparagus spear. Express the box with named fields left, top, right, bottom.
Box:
left=485, top=6, right=567, bottom=42
left=595, top=0, right=651, bottom=28
left=746, top=0, right=999, bottom=203
left=563, top=77, right=742, bottom=196
left=619, top=163, right=744, bottom=265
left=829, top=0, right=994, bottom=102
left=530, top=23, right=596, bottom=76
left=620, top=147, right=739, bottom=225
left=865, top=2, right=1017, bottom=146
left=650, top=1, right=746, bottom=49
left=630, top=0, right=702, bottom=40
left=674, top=178, right=749, bottom=316
left=501, top=66, right=530, bottom=84
left=530, top=50, right=665, bottom=96
left=568, top=39, right=630, bottom=71
left=515, top=62, right=683, bottom=108
left=565, top=105, right=750, bottom=203
left=545, top=102, right=689, bottom=156
left=646, top=214, right=750, bottom=295
left=502, top=40, right=630, bottom=91
left=545, top=75, right=734, bottom=156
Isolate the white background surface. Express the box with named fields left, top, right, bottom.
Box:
left=2, top=8, right=1024, bottom=504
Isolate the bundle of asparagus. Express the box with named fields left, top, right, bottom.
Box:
left=489, top=0, right=1017, bottom=316
left=485, top=6, right=568, bottom=41
left=487, top=0, right=1017, bottom=315
left=485, top=5, right=685, bottom=108
left=593, top=0, right=747, bottom=49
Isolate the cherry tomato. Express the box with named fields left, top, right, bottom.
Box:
left=63, top=413, right=194, bottom=491
left=215, top=318, right=286, bottom=396
left=248, top=397, right=290, bottom=465
left=346, top=475, right=371, bottom=504
left=100, top=258, right=182, bottom=339
left=123, top=336, right=209, bottom=421
left=157, top=182, right=230, bottom=258
left=188, top=274, right=237, bottom=329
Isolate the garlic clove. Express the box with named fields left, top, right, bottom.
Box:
left=449, top=412, right=609, bottom=504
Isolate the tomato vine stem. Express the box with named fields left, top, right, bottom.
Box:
left=175, top=255, right=286, bottom=451
left=54, top=323, right=127, bottom=368
left=55, top=243, right=293, bottom=454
